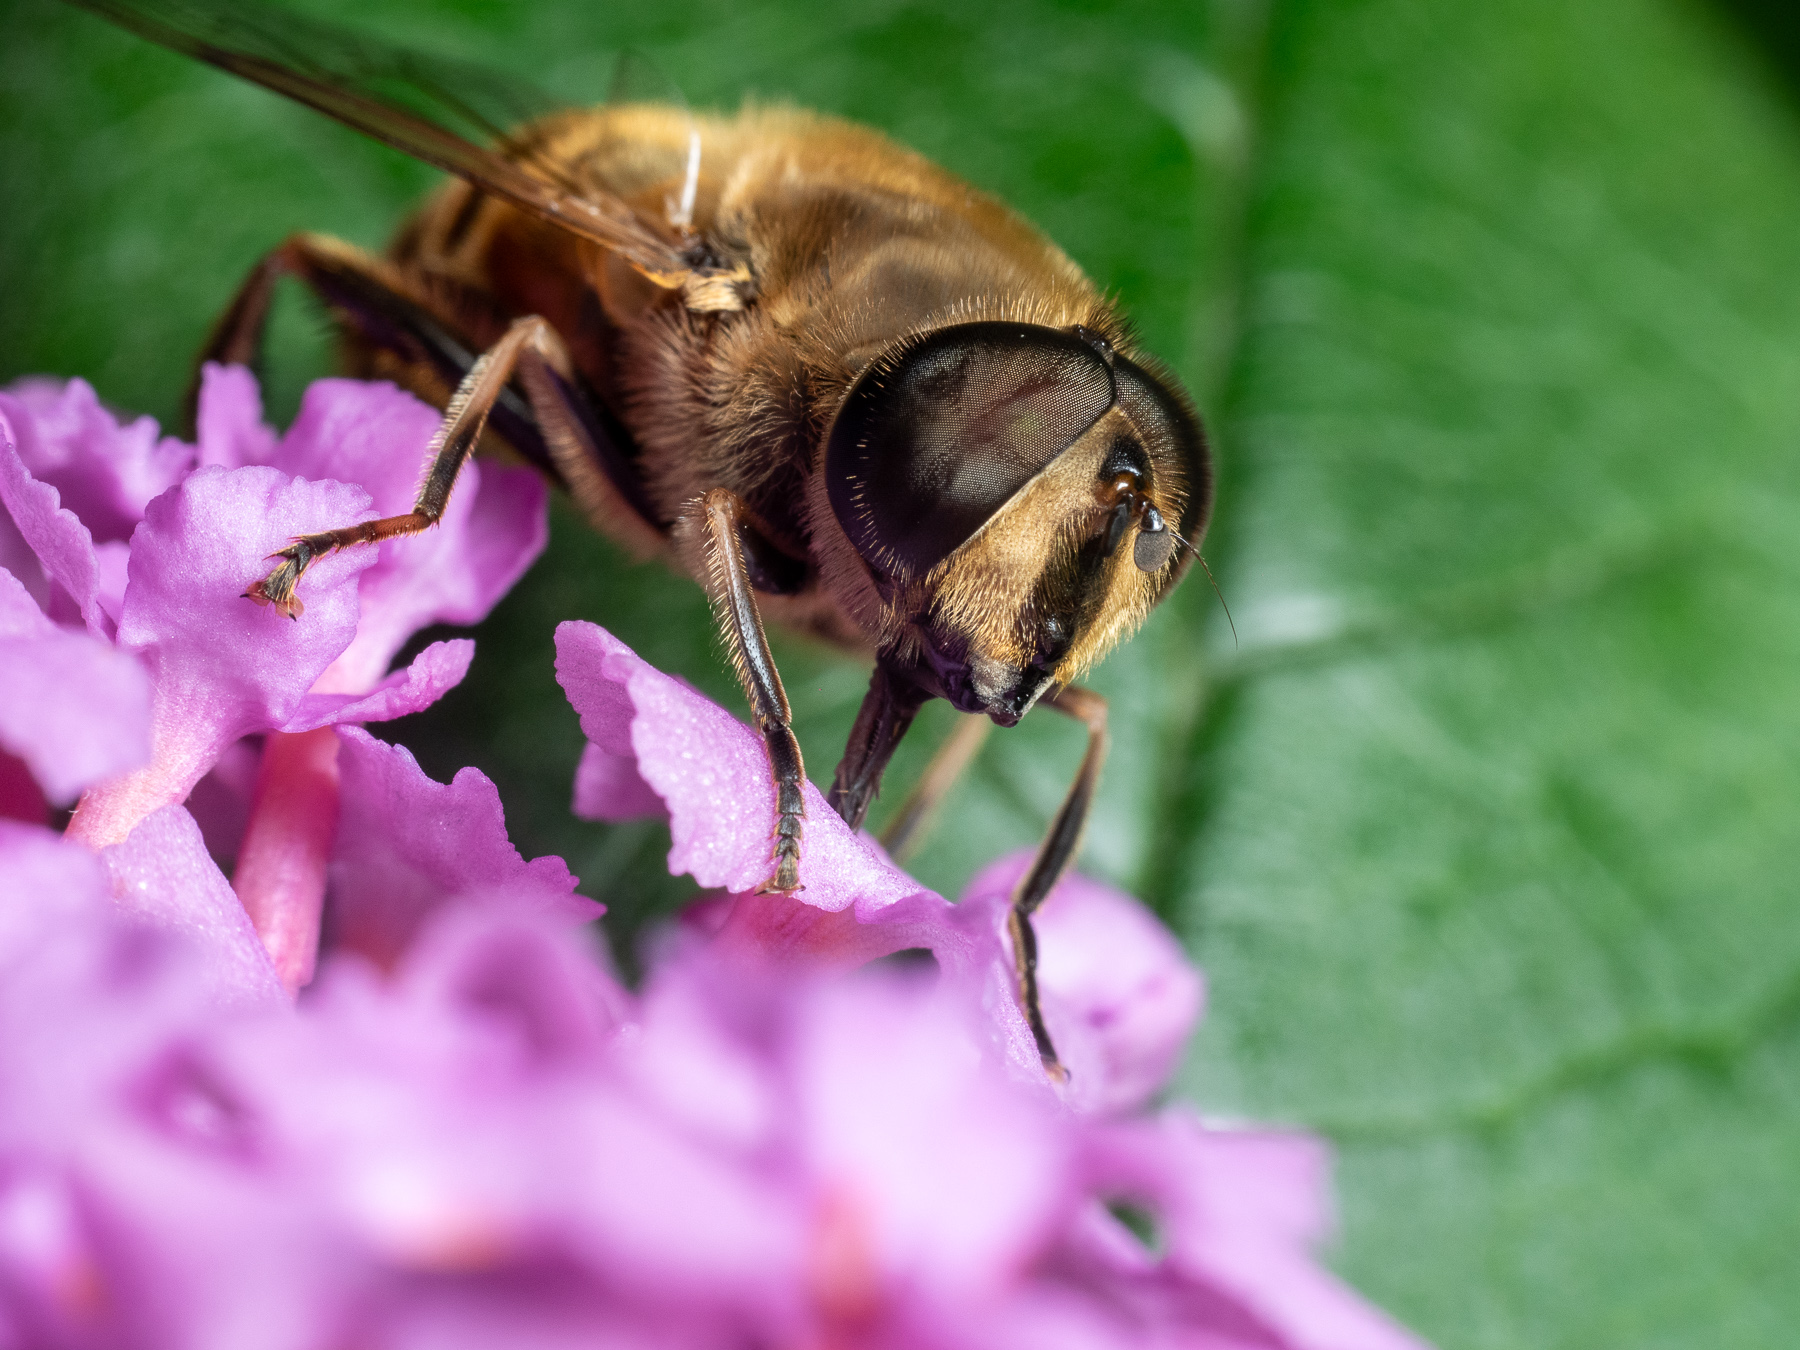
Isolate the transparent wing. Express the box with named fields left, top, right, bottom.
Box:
left=605, top=48, right=704, bottom=231
left=67, top=0, right=696, bottom=281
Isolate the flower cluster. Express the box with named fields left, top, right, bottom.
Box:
left=0, top=373, right=1428, bottom=1348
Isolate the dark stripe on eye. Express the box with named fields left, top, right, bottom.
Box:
left=826, top=322, right=1115, bottom=582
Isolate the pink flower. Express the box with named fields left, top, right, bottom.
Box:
left=0, top=821, right=1424, bottom=1349
left=0, top=372, right=1429, bottom=1348
left=554, top=620, right=1203, bottom=1108
left=0, top=368, right=548, bottom=990
left=0, top=566, right=151, bottom=820
left=0, top=370, right=536, bottom=835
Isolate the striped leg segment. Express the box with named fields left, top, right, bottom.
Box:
left=692, top=489, right=809, bottom=894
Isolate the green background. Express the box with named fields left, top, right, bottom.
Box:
left=5, top=0, right=1800, bottom=1343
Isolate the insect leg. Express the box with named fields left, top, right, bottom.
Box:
left=690, top=488, right=808, bottom=894
left=185, top=233, right=567, bottom=485
left=246, top=313, right=555, bottom=617
left=185, top=234, right=405, bottom=431
left=510, top=336, right=668, bottom=557
left=827, top=664, right=929, bottom=831
left=1009, top=683, right=1109, bottom=1080
left=184, top=246, right=288, bottom=427
left=877, top=713, right=991, bottom=862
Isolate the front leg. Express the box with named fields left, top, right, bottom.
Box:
left=1011, top=684, right=1109, bottom=1082
left=690, top=489, right=808, bottom=894
left=828, top=663, right=929, bottom=831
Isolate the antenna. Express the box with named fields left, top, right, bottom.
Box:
left=1170, top=530, right=1236, bottom=648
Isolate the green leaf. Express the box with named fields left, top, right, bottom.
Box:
left=1176, top=0, right=1800, bottom=1344
left=6, top=0, right=1800, bottom=1343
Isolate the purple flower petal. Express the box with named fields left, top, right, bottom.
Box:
left=560, top=622, right=664, bottom=822
left=699, top=884, right=1049, bottom=1086
left=790, top=972, right=1075, bottom=1298
left=68, top=465, right=376, bottom=847
left=572, top=738, right=665, bottom=821
left=0, top=398, right=106, bottom=635
left=395, top=906, right=630, bottom=1073
left=1085, top=1115, right=1433, bottom=1350
left=291, top=962, right=800, bottom=1329
left=963, top=851, right=1204, bottom=1116
left=554, top=621, right=923, bottom=914
left=0, top=1166, right=104, bottom=1346
left=57, top=1149, right=346, bottom=1350
left=274, top=379, right=548, bottom=694
left=0, top=619, right=153, bottom=806
left=0, top=502, right=48, bottom=614
left=1, top=378, right=193, bottom=543
left=98, top=804, right=285, bottom=1011
left=0, top=561, right=153, bottom=808
left=284, top=638, right=475, bottom=731
left=0, top=564, right=49, bottom=636
left=92, top=538, right=131, bottom=629
left=326, top=726, right=592, bottom=970
left=0, top=821, right=110, bottom=954
left=192, top=363, right=278, bottom=470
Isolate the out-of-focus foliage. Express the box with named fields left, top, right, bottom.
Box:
left=1179, top=2, right=1800, bottom=1345
left=4, top=0, right=1799, bottom=1344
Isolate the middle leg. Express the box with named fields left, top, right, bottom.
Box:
left=690, top=488, right=809, bottom=895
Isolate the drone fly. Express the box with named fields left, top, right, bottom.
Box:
left=66, top=0, right=1215, bottom=1077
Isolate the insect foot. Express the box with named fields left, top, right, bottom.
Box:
left=756, top=783, right=806, bottom=894
left=242, top=533, right=332, bottom=620
left=757, top=848, right=802, bottom=896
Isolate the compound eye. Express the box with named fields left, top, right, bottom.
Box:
left=826, top=322, right=1116, bottom=582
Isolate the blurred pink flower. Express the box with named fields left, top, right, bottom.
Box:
left=0, top=817, right=1424, bottom=1350
left=0, top=565, right=151, bottom=817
